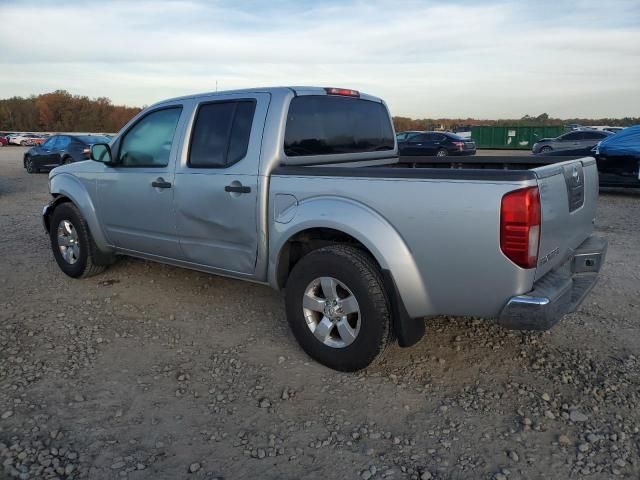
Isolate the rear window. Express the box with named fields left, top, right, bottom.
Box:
left=284, top=96, right=394, bottom=157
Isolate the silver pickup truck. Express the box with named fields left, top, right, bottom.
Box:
left=43, top=86, right=607, bottom=371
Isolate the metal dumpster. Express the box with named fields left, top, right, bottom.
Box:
left=471, top=125, right=565, bottom=150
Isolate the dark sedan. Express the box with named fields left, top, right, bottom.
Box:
left=398, top=131, right=476, bottom=157
left=23, top=134, right=111, bottom=173
left=594, top=125, right=640, bottom=188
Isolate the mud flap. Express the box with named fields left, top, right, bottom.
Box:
left=382, top=269, right=425, bottom=347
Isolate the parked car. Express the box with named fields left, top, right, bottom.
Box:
left=399, top=131, right=476, bottom=157
left=42, top=86, right=606, bottom=371
left=395, top=130, right=422, bottom=142
left=0, top=136, right=8, bottom=147
left=603, top=127, right=625, bottom=134
left=532, top=130, right=612, bottom=155
left=23, top=134, right=111, bottom=173
left=594, top=125, right=640, bottom=188
left=453, top=125, right=472, bottom=139
left=8, top=133, right=45, bottom=146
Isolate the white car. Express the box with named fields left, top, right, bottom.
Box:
left=8, top=133, right=41, bottom=146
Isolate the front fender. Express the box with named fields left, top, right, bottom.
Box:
left=47, top=173, right=111, bottom=252
left=269, top=196, right=432, bottom=319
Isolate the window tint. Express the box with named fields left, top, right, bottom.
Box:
left=583, top=131, right=607, bottom=140
left=410, top=134, right=429, bottom=142
left=42, top=136, right=56, bottom=149
left=57, top=136, right=70, bottom=149
left=562, top=132, right=582, bottom=141
left=118, top=107, right=182, bottom=167
left=188, top=100, right=256, bottom=168
left=284, top=96, right=394, bottom=156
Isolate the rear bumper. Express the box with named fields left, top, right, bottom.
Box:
left=498, top=235, right=607, bottom=330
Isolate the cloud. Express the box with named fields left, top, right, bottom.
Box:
left=0, top=0, right=638, bottom=118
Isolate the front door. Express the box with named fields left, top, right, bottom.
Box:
left=173, top=93, right=270, bottom=275
left=95, top=105, right=185, bottom=259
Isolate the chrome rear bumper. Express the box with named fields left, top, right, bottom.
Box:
left=498, top=235, right=607, bottom=330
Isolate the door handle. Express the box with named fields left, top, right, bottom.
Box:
left=225, top=184, right=251, bottom=194
left=151, top=178, right=172, bottom=189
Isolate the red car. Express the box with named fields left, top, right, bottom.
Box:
left=0, top=136, right=9, bottom=146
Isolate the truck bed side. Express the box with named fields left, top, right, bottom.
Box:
left=269, top=167, right=539, bottom=319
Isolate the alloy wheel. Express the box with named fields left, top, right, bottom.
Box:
left=57, top=219, right=80, bottom=264
left=302, top=276, right=361, bottom=348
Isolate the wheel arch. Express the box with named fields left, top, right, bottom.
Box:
left=45, top=173, right=112, bottom=252
left=269, top=196, right=432, bottom=321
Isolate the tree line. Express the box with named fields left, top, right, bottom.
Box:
left=1, top=91, right=637, bottom=134
left=0, top=90, right=141, bottom=133
left=393, top=112, right=640, bottom=132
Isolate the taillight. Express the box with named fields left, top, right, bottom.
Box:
left=324, top=87, right=360, bottom=97
left=500, top=186, right=541, bottom=269
left=453, top=141, right=465, bottom=151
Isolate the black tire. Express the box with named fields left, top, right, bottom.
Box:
left=285, top=245, right=391, bottom=371
left=540, top=146, right=552, bottom=154
left=62, top=156, right=72, bottom=165
left=20, top=140, right=28, bottom=146
left=49, top=203, right=107, bottom=278
left=436, top=148, right=448, bottom=157
left=25, top=156, right=36, bottom=174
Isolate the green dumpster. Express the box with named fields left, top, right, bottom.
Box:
left=471, top=125, right=565, bottom=150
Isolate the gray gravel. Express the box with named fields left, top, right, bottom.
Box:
left=1, top=147, right=640, bottom=479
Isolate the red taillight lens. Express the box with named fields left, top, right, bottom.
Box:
left=324, top=87, right=360, bottom=97
left=453, top=141, right=465, bottom=150
left=500, top=186, right=541, bottom=269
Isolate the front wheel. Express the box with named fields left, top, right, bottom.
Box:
left=436, top=148, right=448, bottom=157
left=49, top=203, right=107, bottom=278
left=25, top=156, right=37, bottom=173
left=540, top=146, right=552, bottom=154
left=285, top=245, right=391, bottom=371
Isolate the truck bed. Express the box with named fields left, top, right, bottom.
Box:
left=270, top=156, right=599, bottom=319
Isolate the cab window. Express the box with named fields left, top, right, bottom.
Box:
left=118, top=107, right=182, bottom=167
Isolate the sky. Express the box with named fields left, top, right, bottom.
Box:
left=0, top=0, right=639, bottom=119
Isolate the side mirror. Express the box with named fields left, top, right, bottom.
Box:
left=91, top=143, right=114, bottom=165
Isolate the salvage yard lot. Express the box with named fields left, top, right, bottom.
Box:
left=1, top=147, right=639, bottom=479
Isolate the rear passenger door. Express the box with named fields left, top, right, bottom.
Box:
left=558, top=132, right=583, bottom=151
left=402, top=134, right=430, bottom=155
left=173, top=93, right=270, bottom=275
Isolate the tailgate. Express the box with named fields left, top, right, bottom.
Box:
left=533, top=157, right=599, bottom=280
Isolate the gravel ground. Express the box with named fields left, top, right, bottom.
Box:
left=1, top=147, right=639, bottom=480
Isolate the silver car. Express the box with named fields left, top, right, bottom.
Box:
left=532, top=129, right=611, bottom=154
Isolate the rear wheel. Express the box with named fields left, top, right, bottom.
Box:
left=20, top=140, right=28, bottom=146
left=285, top=245, right=391, bottom=371
left=49, top=203, right=108, bottom=278
left=540, top=146, right=552, bottom=154
left=436, top=148, right=448, bottom=157
left=62, top=156, right=72, bottom=165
